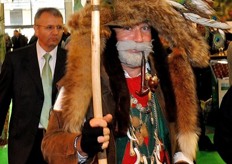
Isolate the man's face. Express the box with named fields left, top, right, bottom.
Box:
left=114, top=23, right=153, bottom=68
left=14, top=31, right=19, bottom=37
left=34, top=12, right=63, bottom=52
left=114, top=23, right=152, bottom=42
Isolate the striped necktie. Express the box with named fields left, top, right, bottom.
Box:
left=40, top=53, right=52, bottom=129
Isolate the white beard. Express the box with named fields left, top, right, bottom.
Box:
left=116, top=40, right=153, bottom=68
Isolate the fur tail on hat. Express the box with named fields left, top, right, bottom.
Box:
left=168, top=48, right=200, bottom=160
left=59, top=32, right=92, bottom=133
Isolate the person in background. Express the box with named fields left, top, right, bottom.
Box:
left=11, top=29, right=28, bottom=50
left=61, top=35, right=71, bottom=50
left=0, top=7, right=67, bottom=164
left=28, top=33, right=38, bottom=45
left=213, top=41, right=232, bottom=163
left=4, top=33, right=12, bottom=52
left=41, top=0, right=210, bottom=163
left=213, top=31, right=232, bottom=164
left=58, top=25, right=70, bottom=47
left=214, top=86, right=232, bottom=163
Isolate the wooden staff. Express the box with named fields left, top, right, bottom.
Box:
left=91, top=0, right=108, bottom=163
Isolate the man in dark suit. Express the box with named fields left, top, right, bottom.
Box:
left=11, top=29, right=28, bottom=50
left=0, top=7, right=67, bottom=164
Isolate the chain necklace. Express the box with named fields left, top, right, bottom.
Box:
left=125, top=71, right=168, bottom=163
left=129, top=92, right=159, bottom=164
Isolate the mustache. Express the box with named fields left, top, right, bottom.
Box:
left=116, top=40, right=153, bottom=52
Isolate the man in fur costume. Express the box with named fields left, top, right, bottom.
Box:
left=42, top=0, right=210, bottom=163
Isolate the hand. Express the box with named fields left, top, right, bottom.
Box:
left=80, top=114, right=112, bottom=157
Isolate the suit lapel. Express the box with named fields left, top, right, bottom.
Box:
left=52, top=48, right=66, bottom=98
left=24, top=44, right=44, bottom=94
left=24, top=45, right=66, bottom=101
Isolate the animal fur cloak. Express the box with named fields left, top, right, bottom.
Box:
left=59, top=0, right=209, bottom=161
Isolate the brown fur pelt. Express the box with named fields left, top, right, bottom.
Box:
left=60, top=1, right=113, bottom=133
left=59, top=31, right=92, bottom=133
left=168, top=48, right=200, bottom=160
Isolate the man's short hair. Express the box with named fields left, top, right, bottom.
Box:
left=34, top=7, right=63, bottom=24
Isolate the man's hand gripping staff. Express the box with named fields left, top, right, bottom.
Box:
left=80, top=114, right=112, bottom=157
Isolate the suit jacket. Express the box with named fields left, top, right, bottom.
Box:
left=0, top=43, right=67, bottom=164
left=214, top=86, right=232, bottom=164
left=11, top=34, right=28, bottom=50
